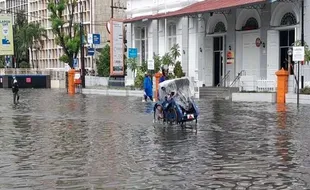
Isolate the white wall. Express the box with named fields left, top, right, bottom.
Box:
left=127, top=0, right=200, bottom=18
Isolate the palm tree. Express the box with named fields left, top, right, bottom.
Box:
left=28, top=23, right=47, bottom=69
left=170, top=43, right=181, bottom=63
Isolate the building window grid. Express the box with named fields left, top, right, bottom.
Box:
left=280, top=12, right=297, bottom=26
left=214, top=22, right=226, bottom=33
left=134, top=26, right=148, bottom=65
left=168, top=24, right=176, bottom=50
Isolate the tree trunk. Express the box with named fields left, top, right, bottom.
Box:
left=68, top=55, right=74, bottom=69
left=35, top=50, right=39, bottom=69
left=30, top=47, right=34, bottom=69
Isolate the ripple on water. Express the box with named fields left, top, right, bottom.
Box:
left=0, top=89, right=310, bottom=189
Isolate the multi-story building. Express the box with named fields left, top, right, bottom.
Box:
left=1, top=0, right=28, bottom=23
left=124, top=0, right=310, bottom=92
left=26, top=0, right=126, bottom=70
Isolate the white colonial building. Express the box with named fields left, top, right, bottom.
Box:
left=125, top=0, right=310, bottom=92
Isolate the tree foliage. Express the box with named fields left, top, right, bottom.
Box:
left=13, top=11, right=30, bottom=67
left=12, top=11, right=47, bottom=68
left=173, top=61, right=184, bottom=78
left=96, top=44, right=110, bottom=77
left=127, top=58, right=138, bottom=77
left=170, top=43, right=181, bottom=61
left=48, top=0, right=82, bottom=68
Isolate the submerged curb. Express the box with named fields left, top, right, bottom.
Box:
left=82, top=88, right=144, bottom=97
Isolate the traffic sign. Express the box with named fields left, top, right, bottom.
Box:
left=87, top=47, right=95, bottom=56
left=293, top=46, right=305, bottom=62
left=128, top=48, right=138, bottom=58
left=93, top=34, right=101, bottom=44
left=148, top=59, right=154, bottom=70
left=73, top=58, right=78, bottom=68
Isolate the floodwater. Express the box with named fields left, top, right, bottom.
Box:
left=0, top=89, right=310, bottom=190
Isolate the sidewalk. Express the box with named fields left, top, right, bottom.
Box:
left=81, top=86, right=144, bottom=97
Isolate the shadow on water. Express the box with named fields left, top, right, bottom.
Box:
left=0, top=89, right=310, bottom=189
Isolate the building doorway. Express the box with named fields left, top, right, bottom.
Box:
left=213, top=36, right=223, bottom=86
left=279, top=29, right=295, bottom=73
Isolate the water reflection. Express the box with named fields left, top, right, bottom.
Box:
left=0, top=89, right=310, bottom=189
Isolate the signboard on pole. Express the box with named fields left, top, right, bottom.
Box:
left=87, top=34, right=93, bottom=44
left=293, top=46, right=305, bottom=62
left=110, top=19, right=124, bottom=76
left=128, top=48, right=138, bottom=58
left=0, top=14, right=14, bottom=55
left=148, top=59, right=154, bottom=70
left=93, top=34, right=100, bottom=44
left=87, top=47, right=95, bottom=56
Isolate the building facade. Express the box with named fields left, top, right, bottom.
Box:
left=125, top=0, right=310, bottom=90
left=27, top=0, right=126, bottom=70
left=3, top=0, right=28, bottom=23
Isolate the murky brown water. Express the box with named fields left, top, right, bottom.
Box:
left=0, top=89, right=310, bottom=189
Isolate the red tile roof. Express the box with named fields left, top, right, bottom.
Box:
left=124, top=0, right=265, bottom=23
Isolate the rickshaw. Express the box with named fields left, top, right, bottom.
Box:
left=153, top=77, right=199, bottom=125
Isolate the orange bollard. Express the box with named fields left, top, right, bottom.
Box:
left=275, top=68, right=289, bottom=104
left=68, top=69, right=75, bottom=95
left=154, top=72, right=162, bottom=101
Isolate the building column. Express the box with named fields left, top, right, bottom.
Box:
left=125, top=22, right=134, bottom=86
left=181, top=16, right=189, bottom=76
left=197, top=16, right=205, bottom=83
left=152, top=19, right=159, bottom=56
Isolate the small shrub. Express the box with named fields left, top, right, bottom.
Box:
left=19, top=61, right=30, bottom=68
left=168, top=73, right=175, bottom=79
left=173, top=61, right=183, bottom=78
left=301, top=87, right=310, bottom=94
left=134, top=69, right=144, bottom=89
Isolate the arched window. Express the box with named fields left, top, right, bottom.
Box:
left=242, top=17, right=259, bottom=30
left=214, top=22, right=226, bottom=33
left=280, top=12, right=297, bottom=26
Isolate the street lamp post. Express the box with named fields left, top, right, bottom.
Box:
left=80, top=2, right=85, bottom=88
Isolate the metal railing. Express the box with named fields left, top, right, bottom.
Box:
left=230, top=70, right=246, bottom=87
left=216, top=70, right=230, bottom=87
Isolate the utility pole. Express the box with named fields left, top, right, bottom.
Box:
left=111, top=0, right=127, bottom=18
left=298, top=0, right=304, bottom=107
left=80, top=2, right=85, bottom=88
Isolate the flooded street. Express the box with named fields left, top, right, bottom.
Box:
left=0, top=89, right=310, bottom=189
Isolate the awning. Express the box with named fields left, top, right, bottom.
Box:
left=124, top=0, right=266, bottom=23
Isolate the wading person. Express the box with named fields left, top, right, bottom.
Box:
left=12, top=77, right=20, bottom=104
left=143, top=72, right=153, bottom=102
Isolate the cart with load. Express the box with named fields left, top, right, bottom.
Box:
left=153, top=77, right=199, bottom=125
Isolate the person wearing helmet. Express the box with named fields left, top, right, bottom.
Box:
left=12, top=76, right=20, bottom=104
left=159, top=65, right=169, bottom=83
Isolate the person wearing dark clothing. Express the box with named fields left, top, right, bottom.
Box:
left=12, top=77, right=20, bottom=104
left=159, top=65, right=169, bottom=83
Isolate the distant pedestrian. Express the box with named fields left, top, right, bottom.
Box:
left=159, top=65, right=169, bottom=83
left=143, top=72, right=153, bottom=102
left=12, top=76, right=20, bottom=104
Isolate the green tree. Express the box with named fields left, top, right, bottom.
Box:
left=48, top=0, right=82, bottom=68
left=0, top=56, right=4, bottom=68
left=96, top=44, right=110, bottom=77
left=13, top=11, right=30, bottom=67
left=127, top=58, right=138, bottom=77
left=162, top=53, right=173, bottom=66
left=29, top=23, right=47, bottom=69
left=170, top=43, right=181, bottom=63
left=173, top=61, right=184, bottom=78
left=141, top=60, right=148, bottom=73
left=153, top=53, right=162, bottom=73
